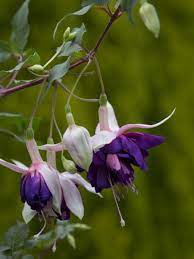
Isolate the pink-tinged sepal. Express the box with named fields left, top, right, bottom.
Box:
left=96, top=102, right=120, bottom=133
left=0, top=159, right=28, bottom=174
left=117, top=109, right=176, bottom=136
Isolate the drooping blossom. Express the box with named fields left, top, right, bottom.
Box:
left=0, top=131, right=62, bottom=224
left=88, top=100, right=175, bottom=226
left=46, top=142, right=101, bottom=221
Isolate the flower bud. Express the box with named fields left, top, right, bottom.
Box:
left=63, top=27, right=71, bottom=42
left=63, top=113, right=93, bottom=171
left=139, top=2, right=160, bottom=38
left=68, top=32, right=77, bottom=41
left=62, top=156, right=77, bottom=173
left=28, top=64, right=44, bottom=73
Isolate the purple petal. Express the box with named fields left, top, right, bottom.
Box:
left=126, top=132, right=165, bottom=149
left=103, top=137, right=122, bottom=154
left=120, top=136, right=147, bottom=170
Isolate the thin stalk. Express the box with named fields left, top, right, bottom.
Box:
left=28, top=80, right=45, bottom=128
left=49, top=86, right=58, bottom=138
left=66, top=60, right=91, bottom=107
left=94, top=57, right=105, bottom=94
left=43, top=43, right=65, bottom=69
left=58, top=80, right=99, bottom=103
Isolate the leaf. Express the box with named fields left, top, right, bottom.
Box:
left=72, top=23, right=86, bottom=45
left=4, top=222, right=29, bottom=251
left=0, top=41, right=11, bottom=63
left=82, top=0, right=109, bottom=7
left=48, top=57, right=71, bottom=87
left=10, top=0, right=31, bottom=52
left=120, top=0, right=137, bottom=21
left=58, top=42, right=82, bottom=57
left=67, top=234, right=76, bottom=250
left=24, top=52, right=40, bottom=67
left=22, top=255, right=34, bottom=259
left=53, top=5, right=92, bottom=39
left=0, top=245, right=10, bottom=252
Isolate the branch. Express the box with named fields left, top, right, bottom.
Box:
left=0, top=6, right=122, bottom=97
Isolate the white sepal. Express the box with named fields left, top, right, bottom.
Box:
left=22, top=202, right=37, bottom=224
left=38, top=163, right=62, bottom=214
left=61, top=172, right=102, bottom=197
left=0, top=159, right=27, bottom=174
left=60, top=176, right=84, bottom=220
left=91, top=130, right=117, bottom=152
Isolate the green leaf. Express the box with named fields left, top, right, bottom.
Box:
left=67, top=234, right=76, bottom=250
left=82, top=0, right=109, bottom=7
left=4, top=222, right=29, bottom=251
left=48, top=57, right=71, bottom=87
left=22, top=255, right=34, bottom=259
left=58, top=42, right=82, bottom=57
left=0, top=41, right=11, bottom=63
left=24, top=52, right=40, bottom=67
left=53, top=5, right=92, bottom=39
left=0, top=245, right=10, bottom=252
left=10, top=0, right=31, bottom=52
left=121, top=0, right=137, bottom=21
left=72, top=23, right=86, bottom=45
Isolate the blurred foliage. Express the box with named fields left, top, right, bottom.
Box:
left=0, top=0, right=194, bottom=258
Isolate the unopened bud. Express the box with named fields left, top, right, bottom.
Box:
left=68, top=32, right=77, bottom=41
left=139, top=2, right=160, bottom=38
left=63, top=27, right=71, bottom=42
left=62, top=156, right=77, bottom=173
left=28, top=64, right=44, bottom=73
left=63, top=125, right=93, bottom=171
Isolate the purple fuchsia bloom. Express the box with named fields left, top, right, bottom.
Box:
left=0, top=132, right=62, bottom=224
left=89, top=100, right=175, bottom=226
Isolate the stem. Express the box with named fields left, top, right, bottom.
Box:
left=66, top=60, right=91, bottom=107
left=0, top=6, right=122, bottom=97
left=29, top=80, right=45, bottom=128
left=94, top=57, right=105, bottom=94
left=43, top=43, right=65, bottom=69
left=58, top=80, right=99, bottom=103
left=49, top=86, right=58, bottom=138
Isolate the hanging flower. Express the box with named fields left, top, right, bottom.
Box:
left=0, top=130, right=62, bottom=224
left=89, top=101, right=175, bottom=193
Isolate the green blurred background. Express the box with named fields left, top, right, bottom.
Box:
left=0, top=0, right=194, bottom=258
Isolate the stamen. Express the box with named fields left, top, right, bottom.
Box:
left=33, top=211, right=47, bottom=239
left=108, top=176, right=125, bottom=228
left=52, top=240, right=57, bottom=253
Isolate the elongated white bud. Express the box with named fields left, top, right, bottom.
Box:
left=28, top=64, right=44, bottom=73
left=139, top=2, right=160, bottom=38
left=63, top=112, right=93, bottom=171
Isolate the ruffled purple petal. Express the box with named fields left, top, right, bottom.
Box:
left=126, top=132, right=165, bottom=149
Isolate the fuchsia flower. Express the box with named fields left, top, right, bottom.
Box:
left=0, top=134, right=62, bottom=224
left=87, top=101, right=175, bottom=226
left=88, top=101, right=175, bottom=193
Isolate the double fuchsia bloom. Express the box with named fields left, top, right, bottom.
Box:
left=0, top=130, right=62, bottom=224
left=88, top=101, right=175, bottom=193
